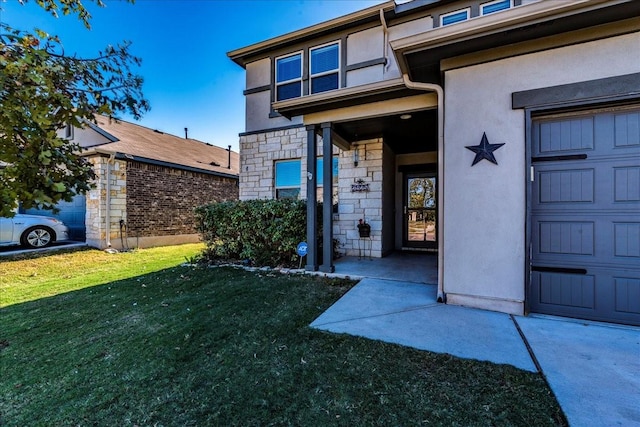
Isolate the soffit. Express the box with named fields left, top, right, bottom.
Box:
left=333, top=109, right=439, bottom=154
left=391, top=0, right=639, bottom=83
left=273, top=78, right=425, bottom=119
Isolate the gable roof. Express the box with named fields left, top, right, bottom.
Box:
left=81, top=116, right=239, bottom=178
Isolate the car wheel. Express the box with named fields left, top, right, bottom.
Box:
left=21, top=226, right=55, bottom=249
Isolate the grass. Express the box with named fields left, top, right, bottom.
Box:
left=0, top=246, right=566, bottom=426
left=0, top=243, right=204, bottom=307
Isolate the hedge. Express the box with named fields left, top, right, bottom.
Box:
left=195, top=199, right=333, bottom=268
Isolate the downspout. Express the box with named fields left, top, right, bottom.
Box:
left=379, top=9, right=390, bottom=72
left=105, top=153, right=115, bottom=248
left=401, top=74, right=446, bottom=303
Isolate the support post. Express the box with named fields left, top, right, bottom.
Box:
left=305, top=125, right=318, bottom=271
left=320, top=123, right=335, bottom=273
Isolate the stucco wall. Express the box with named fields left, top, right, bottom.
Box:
left=443, top=32, right=640, bottom=314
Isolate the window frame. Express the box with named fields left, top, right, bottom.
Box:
left=309, top=41, right=341, bottom=95
left=64, top=124, right=74, bottom=140
left=480, top=0, right=513, bottom=16
left=440, top=7, right=471, bottom=26
left=316, top=156, right=339, bottom=188
left=274, top=159, right=301, bottom=199
left=275, top=51, right=303, bottom=102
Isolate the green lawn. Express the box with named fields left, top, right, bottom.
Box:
left=0, top=246, right=566, bottom=426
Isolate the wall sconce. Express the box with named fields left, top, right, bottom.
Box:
left=353, top=144, right=359, bottom=167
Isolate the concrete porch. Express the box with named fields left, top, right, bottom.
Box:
left=333, top=251, right=437, bottom=284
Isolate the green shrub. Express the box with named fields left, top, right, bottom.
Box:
left=195, top=199, right=335, bottom=267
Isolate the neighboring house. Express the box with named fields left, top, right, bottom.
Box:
left=228, top=0, right=640, bottom=326
left=25, top=116, right=239, bottom=249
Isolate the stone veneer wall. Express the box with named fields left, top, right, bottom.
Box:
left=126, top=161, right=238, bottom=238
left=335, top=139, right=383, bottom=258
left=239, top=127, right=384, bottom=258
left=85, top=156, right=127, bottom=249
left=85, top=155, right=239, bottom=249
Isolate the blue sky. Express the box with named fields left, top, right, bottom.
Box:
left=1, top=0, right=385, bottom=151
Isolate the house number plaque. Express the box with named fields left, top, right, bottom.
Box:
left=351, top=178, right=370, bottom=193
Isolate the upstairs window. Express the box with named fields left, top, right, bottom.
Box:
left=275, top=52, right=302, bottom=101
left=481, top=0, right=512, bottom=15
left=310, top=42, right=339, bottom=94
left=440, top=8, right=470, bottom=26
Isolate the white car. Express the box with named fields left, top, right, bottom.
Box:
left=0, top=214, right=70, bottom=249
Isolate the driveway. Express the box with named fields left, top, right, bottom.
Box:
left=0, top=241, right=87, bottom=257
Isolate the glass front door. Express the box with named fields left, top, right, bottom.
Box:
left=403, top=173, right=436, bottom=249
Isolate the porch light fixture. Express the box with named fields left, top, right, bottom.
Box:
left=353, top=144, right=359, bottom=167
left=400, top=114, right=412, bottom=120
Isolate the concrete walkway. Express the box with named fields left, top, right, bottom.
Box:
left=310, top=278, right=640, bottom=427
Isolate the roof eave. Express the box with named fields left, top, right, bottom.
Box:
left=80, top=149, right=239, bottom=179
left=390, top=0, right=632, bottom=75
left=227, top=1, right=396, bottom=68
left=273, top=78, right=415, bottom=118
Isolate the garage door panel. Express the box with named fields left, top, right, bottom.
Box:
left=533, top=215, right=639, bottom=267
left=614, top=222, right=640, bottom=258
left=535, top=160, right=638, bottom=210
left=538, top=168, right=594, bottom=203
left=614, top=110, right=640, bottom=147
left=531, top=268, right=640, bottom=324
left=537, top=271, right=595, bottom=308
left=536, top=116, right=594, bottom=154
left=614, top=166, right=640, bottom=202
left=614, top=277, right=640, bottom=315
left=530, top=106, right=640, bottom=325
left=537, top=220, right=594, bottom=256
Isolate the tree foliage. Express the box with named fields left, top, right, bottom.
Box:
left=0, top=0, right=149, bottom=216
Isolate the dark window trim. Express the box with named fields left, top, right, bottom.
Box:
left=345, top=57, right=387, bottom=72
left=340, top=35, right=348, bottom=89
left=512, top=72, right=640, bottom=109
left=269, top=37, right=344, bottom=112
left=239, top=123, right=304, bottom=137
left=243, top=85, right=271, bottom=96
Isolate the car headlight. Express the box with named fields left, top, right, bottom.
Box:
left=46, top=218, right=63, bottom=224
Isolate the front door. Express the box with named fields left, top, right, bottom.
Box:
left=403, top=173, right=436, bottom=249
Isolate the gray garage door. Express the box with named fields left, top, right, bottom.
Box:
left=530, top=106, right=640, bottom=326
left=22, top=194, right=86, bottom=241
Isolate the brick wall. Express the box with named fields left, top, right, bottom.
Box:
left=126, top=161, right=238, bottom=237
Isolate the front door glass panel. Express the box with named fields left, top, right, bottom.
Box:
left=404, top=175, right=436, bottom=248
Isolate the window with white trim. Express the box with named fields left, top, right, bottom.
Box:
left=275, top=159, right=301, bottom=199
left=440, top=7, right=470, bottom=26
left=481, top=0, right=512, bottom=15
left=310, top=42, right=340, bottom=94
left=275, top=52, right=302, bottom=101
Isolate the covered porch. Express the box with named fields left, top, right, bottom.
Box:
left=333, top=251, right=437, bottom=285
